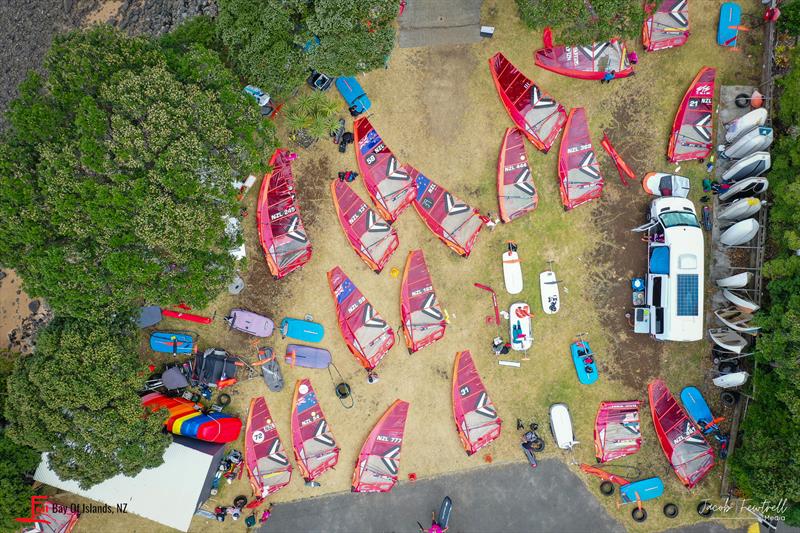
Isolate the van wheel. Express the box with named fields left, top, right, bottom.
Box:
left=632, top=508, right=647, bottom=522
left=663, top=503, right=679, bottom=518
left=600, top=481, right=615, bottom=496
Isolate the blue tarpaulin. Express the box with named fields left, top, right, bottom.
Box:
left=649, top=247, right=670, bottom=275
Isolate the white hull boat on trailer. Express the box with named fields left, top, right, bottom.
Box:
left=715, top=307, right=761, bottom=335
left=709, top=328, right=749, bottom=354
left=719, top=218, right=759, bottom=246
left=725, top=108, right=768, bottom=143
left=723, top=289, right=760, bottom=313
left=642, top=173, right=690, bottom=197
left=713, top=371, right=750, bottom=389
left=720, top=127, right=773, bottom=160
left=718, top=197, right=763, bottom=221
left=721, top=152, right=770, bottom=182
left=718, top=177, right=769, bottom=202
left=716, top=272, right=752, bottom=289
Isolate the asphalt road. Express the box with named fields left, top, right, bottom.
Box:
left=260, top=460, right=749, bottom=533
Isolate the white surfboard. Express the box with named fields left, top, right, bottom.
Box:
left=540, top=270, right=560, bottom=314
left=502, top=249, right=523, bottom=295
left=716, top=272, right=752, bottom=289
left=509, top=302, right=533, bottom=351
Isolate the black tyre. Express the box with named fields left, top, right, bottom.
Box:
left=718, top=362, right=738, bottom=374
left=663, top=503, right=679, bottom=519
left=531, top=439, right=545, bottom=453
left=632, top=508, right=647, bottom=522
left=697, top=501, right=713, bottom=517
left=735, top=93, right=750, bottom=108
left=721, top=391, right=739, bottom=407
left=600, top=481, right=615, bottom=496
left=233, top=495, right=247, bottom=509
left=218, top=393, right=231, bottom=406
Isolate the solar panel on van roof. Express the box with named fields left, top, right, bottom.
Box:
left=676, top=274, right=699, bottom=316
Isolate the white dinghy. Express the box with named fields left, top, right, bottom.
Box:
left=709, top=328, right=749, bottom=354
left=719, top=218, right=759, bottom=246
left=716, top=272, right=752, bottom=289
left=715, top=307, right=761, bottom=335
left=723, top=289, right=760, bottom=313
left=717, top=197, right=763, bottom=221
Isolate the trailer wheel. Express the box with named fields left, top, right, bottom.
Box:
left=632, top=508, right=648, bottom=522
left=663, top=503, right=679, bottom=518
left=531, top=440, right=545, bottom=453
left=600, top=481, right=615, bottom=496
left=697, top=501, right=714, bottom=517
left=218, top=393, right=231, bottom=406
left=233, top=495, right=248, bottom=509
left=718, top=362, right=738, bottom=374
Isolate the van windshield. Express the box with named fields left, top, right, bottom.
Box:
left=660, top=211, right=699, bottom=228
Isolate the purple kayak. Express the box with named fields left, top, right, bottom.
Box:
left=225, top=308, right=274, bottom=337
left=285, top=344, right=331, bottom=368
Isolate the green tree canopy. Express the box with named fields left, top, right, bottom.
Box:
left=4, top=319, right=171, bottom=489
left=0, top=26, right=274, bottom=321
left=217, top=0, right=399, bottom=98
left=515, top=0, right=643, bottom=43
left=0, top=351, right=40, bottom=531
left=731, top=49, right=800, bottom=525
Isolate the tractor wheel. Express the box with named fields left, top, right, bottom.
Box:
left=632, top=508, right=648, bottom=522
left=600, top=481, right=615, bottom=496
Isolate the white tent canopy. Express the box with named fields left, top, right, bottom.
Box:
left=34, top=437, right=223, bottom=532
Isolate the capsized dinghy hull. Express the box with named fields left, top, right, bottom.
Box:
left=719, top=218, right=759, bottom=246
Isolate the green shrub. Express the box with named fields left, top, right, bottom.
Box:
left=515, top=0, right=643, bottom=43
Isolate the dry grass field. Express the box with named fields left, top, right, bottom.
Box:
left=70, top=1, right=763, bottom=531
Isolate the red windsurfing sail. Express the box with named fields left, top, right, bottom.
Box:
left=400, top=249, right=446, bottom=353
left=412, top=172, right=483, bottom=257
left=593, top=401, right=642, bottom=463
left=354, top=117, right=416, bottom=223
left=452, top=350, right=502, bottom=455
left=643, top=0, right=690, bottom=52
left=257, top=149, right=312, bottom=279
left=330, top=179, right=399, bottom=273
left=668, top=67, right=715, bottom=162
left=558, top=108, right=604, bottom=210
left=535, top=35, right=633, bottom=80
left=488, top=52, right=567, bottom=153
left=497, top=128, right=538, bottom=223
left=648, top=379, right=715, bottom=489
left=245, top=397, right=292, bottom=500
left=328, top=266, right=395, bottom=372
left=290, top=379, right=339, bottom=483
left=351, top=399, right=410, bottom=493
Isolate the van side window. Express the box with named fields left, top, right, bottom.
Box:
left=652, top=277, right=663, bottom=306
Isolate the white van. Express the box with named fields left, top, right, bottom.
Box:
left=549, top=403, right=579, bottom=450
left=633, top=197, right=704, bottom=342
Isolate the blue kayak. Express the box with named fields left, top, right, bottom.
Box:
left=681, top=386, right=717, bottom=434
left=619, top=477, right=664, bottom=504
left=570, top=340, right=598, bottom=385
left=150, top=332, right=194, bottom=355
left=718, top=2, right=742, bottom=47
left=280, top=317, right=324, bottom=343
